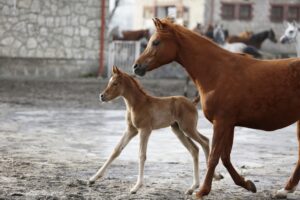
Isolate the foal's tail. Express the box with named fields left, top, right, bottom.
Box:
left=192, top=96, right=200, bottom=106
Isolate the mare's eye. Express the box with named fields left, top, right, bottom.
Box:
left=152, top=40, right=160, bottom=46
left=289, top=30, right=294, bottom=34
left=112, top=82, right=118, bottom=86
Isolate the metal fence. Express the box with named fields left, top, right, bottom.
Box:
left=107, top=41, right=141, bottom=77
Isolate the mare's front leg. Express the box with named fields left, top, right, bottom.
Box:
left=88, top=126, right=138, bottom=185
left=130, top=128, right=151, bottom=194
left=196, top=120, right=233, bottom=199
left=276, top=121, right=300, bottom=198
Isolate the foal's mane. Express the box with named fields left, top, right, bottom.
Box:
left=123, top=73, right=150, bottom=97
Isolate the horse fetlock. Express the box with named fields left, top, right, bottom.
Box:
left=245, top=180, right=257, bottom=193
left=130, top=182, right=143, bottom=194
left=185, top=183, right=199, bottom=195
left=275, top=187, right=297, bottom=198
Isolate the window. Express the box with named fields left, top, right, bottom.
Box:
left=288, top=6, right=300, bottom=21
left=270, top=4, right=300, bottom=22
left=222, top=3, right=235, bottom=20
left=239, top=4, right=252, bottom=20
left=221, top=2, right=252, bottom=21
left=270, top=5, right=284, bottom=22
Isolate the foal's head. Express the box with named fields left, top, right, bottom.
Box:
left=280, top=22, right=299, bottom=44
left=100, top=66, right=127, bottom=102
left=133, top=18, right=179, bottom=76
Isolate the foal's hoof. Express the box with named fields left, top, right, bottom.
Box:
left=246, top=180, right=257, bottom=193
left=194, top=192, right=204, bottom=200
left=213, top=173, right=224, bottom=180
left=88, top=180, right=95, bottom=186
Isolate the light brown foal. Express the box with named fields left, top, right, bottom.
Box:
left=88, top=66, right=222, bottom=194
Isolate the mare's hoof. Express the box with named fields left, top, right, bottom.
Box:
left=275, top=187, right=296, bottom=199
left=194, top=192, right=204, bottom=200
left=246, top=180, right=257, bottom=193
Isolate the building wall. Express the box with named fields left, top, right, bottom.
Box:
left=133, top=0, right=206, bottom=29
left=207, top=0, right=298, bottom=55
left=0, top=0, right=109, bottom=78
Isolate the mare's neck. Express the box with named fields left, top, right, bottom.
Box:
left=122, top=79, right=148, bottom=109
left=175, top=32, right=232, bottom=94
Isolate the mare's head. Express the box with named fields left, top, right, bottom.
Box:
left=268, top=28, right=277, bottom=43
left=133, top=18, right=179, bottom=76
left=280, top=22, right=299, bottom=44
left=100, top=66, right=127, bottom=102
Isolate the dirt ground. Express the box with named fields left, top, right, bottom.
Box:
left=1, top=78, right=300, bottom=200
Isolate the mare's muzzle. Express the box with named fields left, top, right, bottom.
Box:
left=133, top=64, right=147, bottom=76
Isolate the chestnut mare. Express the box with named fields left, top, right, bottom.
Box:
left=89, top=66, right=222, bottom=194
left=133, top=18, right=300, bottom=199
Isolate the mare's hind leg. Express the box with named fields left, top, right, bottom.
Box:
left=220, top=127, right=256, bottom=193
left=276, top=121, right=300, bottom=198
left=171, top=123, right=200, bottom=195
left=179, top=122, right=223, bottom=180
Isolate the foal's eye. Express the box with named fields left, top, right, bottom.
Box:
left=112, top=82, right=118, bottom=86
left=152, top=40, right=160, bottom=46
left=289, top=30, right=294, bottom=34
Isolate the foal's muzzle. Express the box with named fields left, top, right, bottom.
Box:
left=133, top=64, right=147, bottom=77
left=99, top=93, right=106, bottom=102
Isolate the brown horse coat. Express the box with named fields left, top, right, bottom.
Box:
left=133, top=18, right=300, bottom=199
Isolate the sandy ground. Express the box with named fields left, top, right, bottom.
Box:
left=1, top=78, right=300, bottom=200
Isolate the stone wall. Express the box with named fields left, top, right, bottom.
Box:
left=0, top=0, right=108, bottom=78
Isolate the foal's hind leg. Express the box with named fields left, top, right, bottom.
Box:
left=171, top=123, right=200, bottom=195
left=179, top=123, right=223, bottom=180
left=276, top=121, right=300, bottom=198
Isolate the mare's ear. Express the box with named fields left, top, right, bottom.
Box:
left=112, top=65, right=121, bottom=74
left=152, top=18, right=166, bottom=30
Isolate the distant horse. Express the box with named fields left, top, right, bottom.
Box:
left=89, top=66, right=222, bottom=194
left=213, top=25, right=261, bottom=58
left=280, top=22, right=300, bottom=57
left=192, top=23, right=203, bottom=35
left=134, top=18, right=300, bottom=199
left=227, top=29, right=277, bottom=49
left=111, top=28, right=150, bottom=41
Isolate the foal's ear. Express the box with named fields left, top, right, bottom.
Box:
left=112, top=65, right=121, bottom=74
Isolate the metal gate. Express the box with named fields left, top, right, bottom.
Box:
left=108, top=41, right=141, bottom=77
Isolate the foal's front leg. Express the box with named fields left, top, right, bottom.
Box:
left=89, top=127, right=138, bottom=185
left=130, top=128, right=151, bottom=194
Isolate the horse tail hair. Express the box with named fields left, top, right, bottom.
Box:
left=243, top=46, right=262, bottom=58
left=192, top=96, right=200, bottom=106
